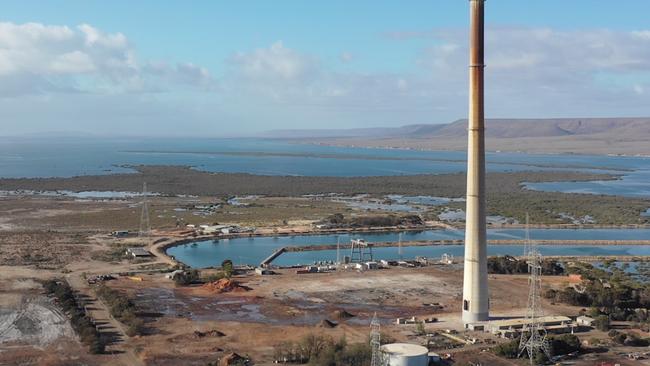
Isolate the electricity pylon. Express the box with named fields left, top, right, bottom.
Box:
left=398, top=232, right=403, bottom=260
left=518, top=214, right=552, bottom=364
left=370, top=312, right=383, bottom=366
left=139, top=182, right=150, bottom=237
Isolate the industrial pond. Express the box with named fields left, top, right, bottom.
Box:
left=166, top=228, right=650, bottom=268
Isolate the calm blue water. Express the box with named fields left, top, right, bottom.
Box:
left=1, top=137, right=649, bottom=197
left=166, top=228, right=650, bottom=268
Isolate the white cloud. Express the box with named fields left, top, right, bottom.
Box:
left=339, top=52, right=353, bottom=63
left=229, top=41, right=317, bottom=82
left=403, top=26, right=650, bottom=118
left=634, top=85, right=645, bottom=95
left=2, top=21, right=650, bottom=135
left=215, top=28, right=650, bottom=131
left=0, top=21, right=214, bottom=97
left=50, top=50, right=96, bottom=73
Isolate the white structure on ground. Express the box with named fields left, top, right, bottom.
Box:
left=165, top=269, right=184, bottom=279
left=576, top=315, right=596, bottom=327
left=440, top=253, right=454, bottom=265
left=125, top=247, right=151, bottom=258
left=379, top=343, right=429, bottom=366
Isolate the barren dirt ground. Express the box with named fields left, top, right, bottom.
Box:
left=1, top=194, right=648, bottom=365
left=93, top=265, right=590, bottom=365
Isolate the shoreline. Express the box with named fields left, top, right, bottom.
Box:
left=150, top=224, right=650, bottom=268
left=291, top=137, right=650, bottom=158
left=120, top=150, right=634, bottom=172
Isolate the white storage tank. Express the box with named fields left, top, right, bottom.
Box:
left=380, top=343, right=429, bottom=366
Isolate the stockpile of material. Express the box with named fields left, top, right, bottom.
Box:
left=332, top=309, right=355, bottom=320
left=202, top=278, right=250, bottom=293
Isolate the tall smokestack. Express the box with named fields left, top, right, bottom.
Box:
left=462, top=0, right=489, bottom=324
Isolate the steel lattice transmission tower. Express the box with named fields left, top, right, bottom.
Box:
left=350, top=239, right=373, bottom=263
left=518, top=215, right=552, bottom=364
left=398, top=232, right=403, bottom=260
left=139, top=182, right=151, bottom=237
left=370, top=312, right=383, bottom=366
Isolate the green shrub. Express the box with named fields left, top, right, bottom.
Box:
left=594, top=315, right=610, bottom=331
left=222, top=260, right=234, bottom=278
left=173, top=269, right=200, bottom=285
left=550, top=334, right=581, bottom=356
left=273, top=334, right=371, bottom=366
left=493, top=339, right=520, bottom=358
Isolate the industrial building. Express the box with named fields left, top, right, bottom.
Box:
left=125, top=247, right=151, bottom=258
left=467, top=316, right=575, bottom=338
left=379, top=343, right=429, bottom=366
left=198, top=224, right=232, bottom=235
left=111, top=230, right=130, bottom=237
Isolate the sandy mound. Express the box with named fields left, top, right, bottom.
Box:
left=219, top=352, right=247, bottom=365
left=332, top=309, right=355, bottom=320
left=202, top=279, right=251, bottom=293
left=193, top=329, right=226, bottom=338
left=318, top=319, right=338, bottom=328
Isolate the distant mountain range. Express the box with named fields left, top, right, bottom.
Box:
left=264, top=118, right=650, bottom=155
left=266, top=118, right=650, bottom=139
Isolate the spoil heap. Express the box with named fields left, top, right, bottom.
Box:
left=193, top=329, right=225, bottom=338
left=318, top=319, right=338, bottom=328
left=332, top=309, right=355, bottom=320
left=202, top=279, right=250, bottom=293
left=219, top=352, right=247, bottom=366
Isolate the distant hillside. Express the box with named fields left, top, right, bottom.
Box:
left=265, top=118, right=650, bottom=155
left=263, top=124, right=444, bottom=139
left=413, top=118, right=650, bottom=139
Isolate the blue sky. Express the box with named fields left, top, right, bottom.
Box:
left=1, top=1, right=650, bottom=135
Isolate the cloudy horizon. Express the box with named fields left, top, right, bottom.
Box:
left=1, top=1, right=650, bottom=137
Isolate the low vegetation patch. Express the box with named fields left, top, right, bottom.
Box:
left=545, top=262, right=650, bottom=329
left=3, top=166, right=647, bottom=225
left=96, top=285, right=145, bottom=336
left=273, top=333, right=396, bottom=365
left=607, top=330, right=650, bottom=347
left=319, top=213, right=424, bottom=228
left=494, top=334, right=581, bottom=363
left=488, top=256, right=565, bottom=275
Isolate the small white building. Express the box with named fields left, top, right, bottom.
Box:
left=364, top=261, right=379, bottom=270
left=576, top=315, right=596, bottom=327
left=199, top=224, right=230, bottom=234
left=125, top=247, right=151, bottom=258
